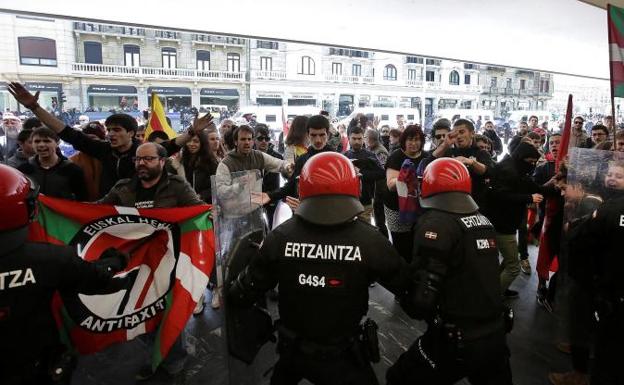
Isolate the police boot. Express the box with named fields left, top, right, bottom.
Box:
left=548, top=371, right=589, bottom=385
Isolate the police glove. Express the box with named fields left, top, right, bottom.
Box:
left=97, top=247, right=129, bottom=274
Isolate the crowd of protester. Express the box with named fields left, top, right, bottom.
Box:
left=2, top=79, right=624, bottom=385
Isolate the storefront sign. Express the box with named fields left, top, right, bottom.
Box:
left=200, top=88, right=239, bottom=97
left=87, top=85, right=137, bottom=94
left=147, top=87, right=191, bottom=96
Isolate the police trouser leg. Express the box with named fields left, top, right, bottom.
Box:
left=373, top=197, right=388, bottom=238
left=272, top=351, right=378, bottom=385
left=591, top=312, right=624, bottom=385
left=386, top=329, right=512, bottom=385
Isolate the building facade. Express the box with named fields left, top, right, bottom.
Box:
left=0, top=10, right=554, bottom=125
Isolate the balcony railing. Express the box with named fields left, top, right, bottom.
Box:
left=425, top=81, right=441, bottom=89
left=253, top=70, right=287, bottom=80
left=74, top=22, right=145, bottom=37
left=191, top=33, right=246, bottom=46
left=155, top=30, right=180, bottom=40
left=72, top=63, right=244, bottom=81
left=406, top=78, right=423, bottom=87
left=324, top=74, right=375, bottom=84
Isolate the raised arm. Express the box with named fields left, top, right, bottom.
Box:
left=7, top=82, right=65, bottom=133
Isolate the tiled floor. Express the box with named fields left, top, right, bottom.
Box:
left=73, top=244, right=571, bottom=385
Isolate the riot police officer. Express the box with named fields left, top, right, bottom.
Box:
left=387, top=158, right=512, bottom=385
left=568, top=192, right=624, bottom=385
left=0, top=164, right=127, bottom=385
left=228, top=152, right=408, bottom=385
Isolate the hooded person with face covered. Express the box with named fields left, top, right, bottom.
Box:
left=489, top=141, right=550, bottom=297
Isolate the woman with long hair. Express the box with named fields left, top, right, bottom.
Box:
left=383, top=124, right=427, bottom=262
left=283, top=115, right=309, bottom=163
left=170, top=131, right=220, bottom=311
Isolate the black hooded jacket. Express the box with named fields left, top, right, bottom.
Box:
left=488, top=142, right=545, bottom=234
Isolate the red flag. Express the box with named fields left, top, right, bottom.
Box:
left=29, top=196, right=214, bottom=370
left=556, top=94, right=573, bottom=172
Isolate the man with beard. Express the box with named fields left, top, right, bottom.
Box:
left=482, top=120, right=503, bottom=158
left=98, top=142, right=203, bottom=380
left=344, top=126, right=384, bottom=224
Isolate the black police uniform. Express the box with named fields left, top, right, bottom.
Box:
left=387, top=209, right=512, bottom=385
left=230, top=216, right=408, bottom=385
left=0, top=229, right=122, bottom=385
left=568, top=195, right=624, bottom=385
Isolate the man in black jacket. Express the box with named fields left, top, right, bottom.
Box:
left=425, top=118, right=495, bottom=211
left=7, top=82, right=212, bottom=199
left=344, top=126, right=384, bottom=224
left=489, top=142, right=546, bottom=298
left=18, top=127, right=87, bottom=201
left=266, top=115, right=334, bottom=210
left=482, top=120, right=503, bottom=158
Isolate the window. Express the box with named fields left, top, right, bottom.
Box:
left=406, top=56, right=423, bottom=64
left=540, top=80, right=550, bottom=93
left=426, top=59, right=441, bottom=66
left=352, top=64, right=361, bottom=76
left=506, top=78, right=512, bottom=89
left=298, top=56, right=315, bottom=75
left=265, top=115, right=277, bottom=122
left=332, top=62, right=342, bottom=75
left=329, top=48, right=370, bottom=58
left=408, top=69, right=418, bottom=80
left=124, top=45, right=140, bottom=67
left=383, top=65, right=397, bottom=81
left=464, top=74, right=471, bottom=85
left=18, top=37, right=57, bottom=66
left=464, top=63, right=476, bottom=69
left=84, top=41, right=102, bottom=64
left=196, top=50, right=210, bottom=71
left=520, top=79, right=526, bottom=90
left=161, top=47, right=177, bottom=69
left=449, top=70, right=460, bottom=85
left=256, top=40, right=278, bottom=49
left=227, top=53, right=240, bottom=72
left=260, top=56, right=272, bottom=71
left=425, top=70, right=435, bottom=82
left=490, top=77, right=497, bottom=87
left=381, top=114, right=389, bottom=121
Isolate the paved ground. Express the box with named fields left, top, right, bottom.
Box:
left=73, top=244, right=571, bottom=385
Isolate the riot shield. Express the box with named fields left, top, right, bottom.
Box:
left=211, top=170, right=278, bottom=384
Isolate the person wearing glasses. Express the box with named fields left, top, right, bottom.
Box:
left=569, top=116, right=590, bottom=149
left=254, top=124, right=283, bottom=228
left=96, top=141, right=203, bottom=380
left=589, top=124, right=610, bottom=149
left=429, top=118, right=451, bottom=151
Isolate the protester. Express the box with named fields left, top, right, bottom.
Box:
left=7, top=128, right=34, bottom=168
left=283, top=115, right=309, bottom=164
left=384, top=124, right=427, bottom=261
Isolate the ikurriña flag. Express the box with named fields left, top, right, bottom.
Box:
left=27, top=195, right=215, bottom=370
left=609, top=4, right=624, bottom=97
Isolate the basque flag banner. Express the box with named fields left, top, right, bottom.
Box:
left=609, top=4, right=624, bottom=97
left=27, top=196, right=215, bottom=369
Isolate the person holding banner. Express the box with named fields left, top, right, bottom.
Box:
left=0, top=164, right=128, bottom=385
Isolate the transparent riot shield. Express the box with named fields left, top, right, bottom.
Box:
left=211, top=170, right=278, bottom=384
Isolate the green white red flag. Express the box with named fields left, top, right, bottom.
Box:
left=27, top=196, right=215, bottom=370
left=609, top=4, right=624, bottom=97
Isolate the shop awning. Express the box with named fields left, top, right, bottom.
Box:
left=200, top=88, right=239, bottom=98
left=147, top=87, right=191, bottom=96
left=87, top=85, right=137, bottom=94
